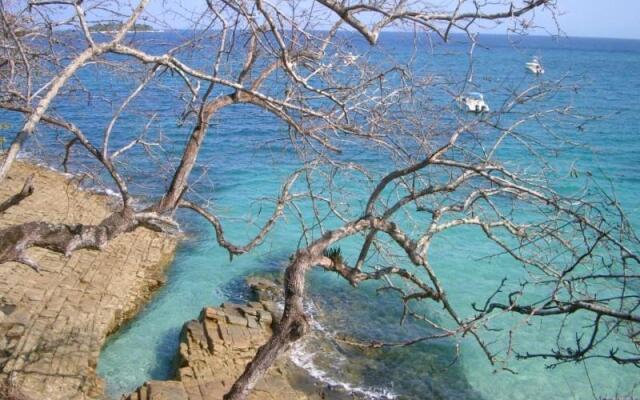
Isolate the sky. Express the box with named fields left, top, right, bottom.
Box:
left=528, top=0, right=640, bottom=39
left=52, top=0, right=640, bottom=40
left=141, top=0, right=640, bottom=40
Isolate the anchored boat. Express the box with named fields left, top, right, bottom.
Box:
left=456, top=92, right=490, bottom=113
left=526, top=57, right=545, bottom=74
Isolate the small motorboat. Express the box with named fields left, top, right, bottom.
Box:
left=525, top=57, right=544, bottom=74
left=343, top=52, right=359, bottom=66
left=456, top=92, right=490, bottom=113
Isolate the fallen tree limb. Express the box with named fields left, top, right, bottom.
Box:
left=0, top=208, right=176, bottom=272
left=0, top=175, right=34, bottom=214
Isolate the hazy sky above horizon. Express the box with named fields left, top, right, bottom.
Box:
left=520, top=0, right=640, bottom=39
left=77, top=0, right=640, bottom=40
left=142, top=0, right=640, bottom=40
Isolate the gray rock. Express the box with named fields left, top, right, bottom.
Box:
left=246, top=276, right=283, bottom=302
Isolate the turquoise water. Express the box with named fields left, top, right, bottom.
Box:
left=2, top=33, right=639, bottom=399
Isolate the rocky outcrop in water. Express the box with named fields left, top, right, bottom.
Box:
left=124, top=300, right=313, bottom=400
left=245, top=276, right=283, bottom=303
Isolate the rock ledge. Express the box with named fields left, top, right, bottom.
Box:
left=124, top=301, right=312, bottom=400
left=0, top=162, right=177, bottom=399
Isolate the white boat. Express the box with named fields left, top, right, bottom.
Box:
left=456, top=92, right=490, bottom=113
left=343, top=52, right=359, bottom=66
left=525, top=57, right=544, bottom=74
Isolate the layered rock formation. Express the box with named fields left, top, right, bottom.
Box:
left=124, top=301, right=315, bottom=400
left=0, top=162, right=177, bottom=399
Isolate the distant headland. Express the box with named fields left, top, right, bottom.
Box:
left=89, top=22, right=156, bottom=32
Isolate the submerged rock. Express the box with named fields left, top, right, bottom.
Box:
left=246, top=276, right=283, bottom=303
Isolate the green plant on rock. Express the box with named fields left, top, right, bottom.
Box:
left=323, top=247, right=344, bottom=266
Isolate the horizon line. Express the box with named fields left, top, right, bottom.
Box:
left=62, top=26, right=640, bottom=42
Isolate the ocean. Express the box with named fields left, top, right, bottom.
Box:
left=2, top=32, right=639, bottom=399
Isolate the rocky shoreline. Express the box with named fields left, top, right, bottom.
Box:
left=121, top=277, right=333, bottom=400
left=0, top=162, right=330, bottom=400
left=123, top=301, right=311, bottom=400
left=0, top=162, right=177, bottom=399
left=119, top=274, right=392, bottom=400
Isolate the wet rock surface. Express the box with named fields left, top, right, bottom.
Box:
left=0, top=162, right=177, bottom=399
left=245, top=277, right=283, bottom=304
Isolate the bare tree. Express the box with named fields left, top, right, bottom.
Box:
left=0, top=1, right=638, bottom=399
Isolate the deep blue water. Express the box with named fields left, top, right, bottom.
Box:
left=1, top=32, right=639, bottom=399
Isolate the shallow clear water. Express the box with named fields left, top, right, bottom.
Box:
left=2, top=32, right=639, bottom=399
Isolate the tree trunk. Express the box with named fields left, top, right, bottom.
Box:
left=155, top=96, right=233, bottom=213
left=223, top=250, right=311, bottom=400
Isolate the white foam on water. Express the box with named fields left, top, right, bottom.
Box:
left=17, top=151, right=74, bottom=178
left=288, top=300, right=398, bottom=400
left=16, top=152, right=126, bottom=200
